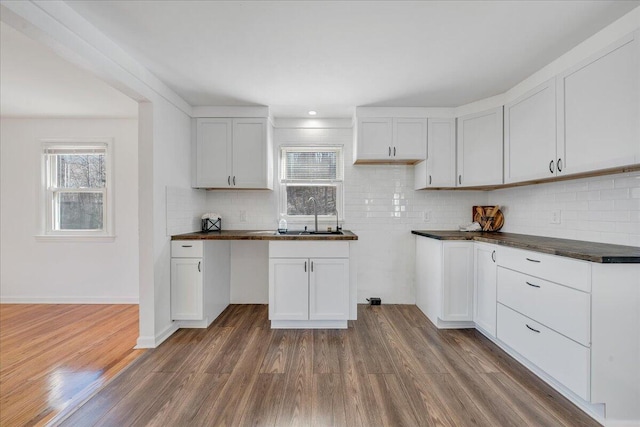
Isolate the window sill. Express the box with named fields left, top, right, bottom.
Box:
left=35, top=235, right=116, bottom=243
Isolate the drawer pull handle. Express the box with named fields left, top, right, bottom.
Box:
left=526, top=324, right=540, bottom=333
left=304, top=261, right=307, bottom=272
left=526, top=281, right=540, bottom=288
left=491, top=250, right=496, bottom=262
left=525, top=258, right=541, bottom=263
left=198, top=261, right=201, bottom=272
left=181, top=245, right=193, bottom=248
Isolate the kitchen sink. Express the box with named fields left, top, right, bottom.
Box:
left=275, top=230, right=344, bottom=236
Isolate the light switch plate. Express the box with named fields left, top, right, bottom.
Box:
left=424, top=211, right=432, bottom=222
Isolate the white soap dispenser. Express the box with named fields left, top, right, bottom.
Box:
left=278, top=215, right=288, bottom=234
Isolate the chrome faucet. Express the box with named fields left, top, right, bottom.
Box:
left=308, top=196, right=318, bottom=232
left=334, top=207, right=340, bottom=232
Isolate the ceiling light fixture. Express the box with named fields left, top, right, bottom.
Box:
left=308, top=110, right=317, bottom=116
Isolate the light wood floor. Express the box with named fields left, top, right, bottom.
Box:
left=0, top=304, right=143, bottom=426
left=60, top=304, right=599, bottom=426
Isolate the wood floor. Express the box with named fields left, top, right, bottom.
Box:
left=59, top=304, right=599, bottom=427
left=0, top=304, right=143, bottom=426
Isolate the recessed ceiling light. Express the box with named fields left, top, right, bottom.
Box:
left=308, top=110, right=317, bottom=116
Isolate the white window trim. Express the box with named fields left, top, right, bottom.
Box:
left=278, top=144, right=344, bottom=225
left=37, top=138, right=115, bottom=240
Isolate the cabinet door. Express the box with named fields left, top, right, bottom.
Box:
left=269, top=258, right=309, bottom=320
left=196, top=118, right=232, bottom=188
left=355, top=118, right=393, bottom=162
left=415, top=236, right=443, bottom=325
left=309, top=258, right=349, bottom=320
left=557, top=31, right=640, bottom=176
left=393, top=118, right=427, bottom=162
left=457, top=107, right=503, bottom=187
left=427, top=118, right=456, bottom=187
left=232, top=118, right=269, bottom=189
left=474, top=244, right=497, bottom=337
left=171, top=258, right=203, bottom=320
left=504, top=80, right=557, bottom=183
left=442, top=242, right=474, bottom=321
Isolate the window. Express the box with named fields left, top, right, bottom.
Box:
left=42, top=141, right=113, bottom=237
left=279, top=146, right=344, bottom=222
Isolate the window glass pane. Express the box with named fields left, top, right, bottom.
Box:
left=286, top=186, right=337, bottom=215
left=57, top=192, right=104, bottom=230
left=56, top=153, right=105, bottom=188
left=285, top=151, right=337, bottom=180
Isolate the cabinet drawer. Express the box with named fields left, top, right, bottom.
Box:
left=497, top=246, right=590, bottom=292
left=497, top=304, right=590, bottom=400
left=497, top=267, right=590, bottom=346
left=171, top=240, right=204, bottom=258
left=269, top=241, right=349, bottom=258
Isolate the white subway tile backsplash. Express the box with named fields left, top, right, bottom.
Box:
left=489, top=171, right=640, bottom=246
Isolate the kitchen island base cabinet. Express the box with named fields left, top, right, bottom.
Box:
left=269, top=241, right=351, bottom=329
left=415, top=237, right=474, bottom=328
left=170, top=240, right=230, bottom=328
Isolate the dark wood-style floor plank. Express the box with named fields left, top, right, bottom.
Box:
left=57, top=304, right=602, bottom=427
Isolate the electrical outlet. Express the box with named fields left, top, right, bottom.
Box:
left=240, top=210, right=247, bottom=222
left=424, top=211, right=432, bottom=222
left=550, top=210, right=561, bottom=224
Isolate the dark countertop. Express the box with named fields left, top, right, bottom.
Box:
left=172, top=230, right=358, bottom=241
left=411, top=230, right=640, bottom=264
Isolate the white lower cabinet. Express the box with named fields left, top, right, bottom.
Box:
left=269, top=241, right=350, bottom=328
left=415, top=237, right=474, bottom=327
left=474, top=243, right=497, bottom=337
left=171, top=257, right=204, bottom=320
left=170, top=240, right=230, bottom=327
left=497, top=303, right=591, bottom=401
left=415, top=234, right=640, bottom=424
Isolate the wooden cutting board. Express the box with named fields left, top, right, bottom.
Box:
left=473, top=206, right=504, bottom=231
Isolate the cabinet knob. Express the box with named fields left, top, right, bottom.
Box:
left=557, top=158, right=563, bottom=172
left=549, top=160, right=555, bottom=174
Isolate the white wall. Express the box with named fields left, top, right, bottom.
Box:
left=488, top=171, right=640, bottom=247
left=0, top=118, right=139, bottom=302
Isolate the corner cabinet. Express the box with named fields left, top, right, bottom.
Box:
left=354, top=117, right=426, bottom=164
left=415, top=236, right=474, bottom=328
left=268, top=241, right=350, bottom=328
left=414, top=118, right=456, bottom=189
left=193, top=118, right=273, bottom=189
left=170, top=240, right=230, bottom=327
left=556, top=30, right=640, bottom=176
left=456, top=107, right=504, bottom=187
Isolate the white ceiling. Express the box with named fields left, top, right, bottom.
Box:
left=0, top=22, right=138, bottom=119
left=65, top=0, right=640, bottom=118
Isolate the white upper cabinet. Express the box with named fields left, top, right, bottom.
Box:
left=355, top=117, right=426, bottom=164
left=194, top=117, right=272, bottom=189
left=456, top=107, right=504, bottom=187
left=504, top=79, right=557, bottom=183
left=557, top=30, right=640, bottom=176
left=414, top=118, right=456, bottom=189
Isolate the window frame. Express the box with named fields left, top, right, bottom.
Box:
left=40, top=138, right=114, bottom=240
left=278, top=144, right=344, bottom=224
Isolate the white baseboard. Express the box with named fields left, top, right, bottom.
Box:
left=135, top=322, right=179, bottom=349
left=0, top=296, right=139, bottom=304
